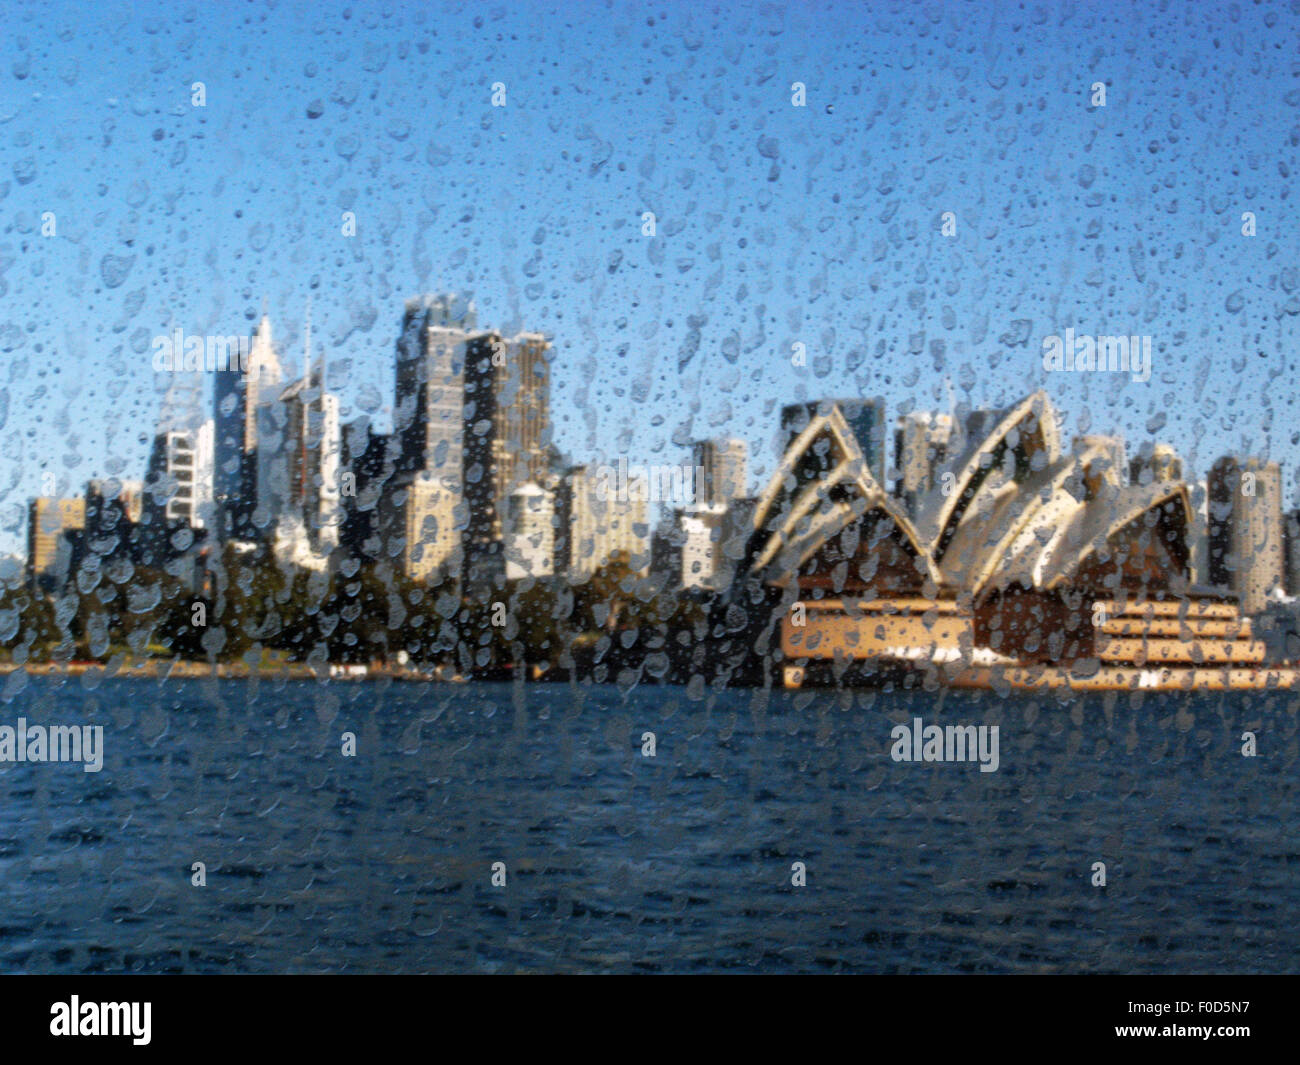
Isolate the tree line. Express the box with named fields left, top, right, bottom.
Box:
left=0, top=545, right=716, bottom=680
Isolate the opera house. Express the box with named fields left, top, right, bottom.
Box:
left=713, top=392, right=1292, bottom=691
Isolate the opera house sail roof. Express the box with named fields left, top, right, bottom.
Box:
left=745, top=404, right=939, bottom=595
left=736, top=391, right=1193, bottom=605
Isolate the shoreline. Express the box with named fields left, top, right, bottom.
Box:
left=2, top=658, right=1298, bottom=692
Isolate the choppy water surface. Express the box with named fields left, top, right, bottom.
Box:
left=0, top=677, right=1295, bottom=973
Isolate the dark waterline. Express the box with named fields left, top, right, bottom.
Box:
left=0, top=677, right=1295, bottom=973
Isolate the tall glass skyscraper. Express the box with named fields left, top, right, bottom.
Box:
left=212, top=313, right=282, bottom=540
left=393, top=294, right=478, bottom=488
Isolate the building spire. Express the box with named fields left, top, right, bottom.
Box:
left=305, top=294, right=323, bottom=393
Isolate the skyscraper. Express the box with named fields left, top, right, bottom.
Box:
left=692, top=438, right=748, bottom=507
left=679, top=503, right=729, bottom=590
left=27, top=496, right=85, bottom=591
left=505, top=482, right=556, bottom=580
left=338, top=418, right=402, bottom=563
left=1188, top=479, right=1211, bottom=587
left=213, top=312, right=282, bottom=540
left=394, top=294, right=477, bottom=487
left=144, top=422, right=215, bottom=536
left=256, top=334, right=342, bottom=565
left=558, top=464, right=649, bottom=581
left=405, top=474, right=464, bottom=581
left=77, top=478, right=145, bottom=570
left=461, top=331, right=552, bottom=588
left=894, top=411, right=953, bottom=513
left=1285, top=509, right=1300, bottom=597
left=388, top=295, right=481, bottom=581
left=390, top=298, right=551, bottom=587
left=554, top=465, right=593, bottom=579
left=1208, top=455, right=1284, bottom=614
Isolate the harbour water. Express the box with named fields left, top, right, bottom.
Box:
left=0, top=677, right=1295, bottom=973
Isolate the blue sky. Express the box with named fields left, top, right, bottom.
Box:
left=1, top=0, right=1298, bottom=556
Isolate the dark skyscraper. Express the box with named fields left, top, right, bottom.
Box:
left=461, top=331, right=551, bottom=589
left=692, top=438, right=748, bottom=506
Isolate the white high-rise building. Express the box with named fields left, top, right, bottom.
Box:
left=560, top=465, right=650, bottom=580
left=259, top=363, right=341, bottom=563
left=394, top=473, right=464, bottom=581
left=144, top=419, right=216, bottom=531
left=256, top=307, right=342, bottom=565
left=679, top=503, right=728, bottom=589
left=505, top=482, right=556, bottom=579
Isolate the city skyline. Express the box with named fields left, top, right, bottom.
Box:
left=2, top=0, right=1299, bottom=560
left=18, top=284, right=1294, bottom=626
left=9, top=286, right=1289, bottom=545
left=3, top=0, right=1299, bottom=987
